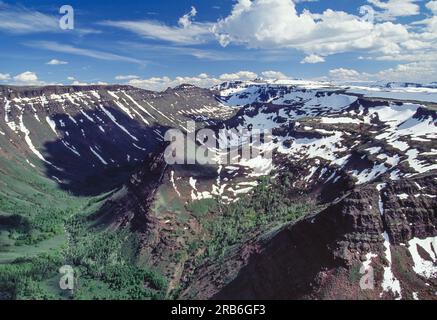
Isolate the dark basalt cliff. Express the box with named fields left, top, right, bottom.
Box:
left=382, top=174, right=436, bottom=244
left=91, top=150, right=168, bottom=232
left=181, top=173, right=436, bottom=300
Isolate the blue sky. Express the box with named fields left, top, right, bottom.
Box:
left=0, top=0, right=436, bottom=90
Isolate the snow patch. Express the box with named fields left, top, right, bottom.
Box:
left=170, top=171, right=181, bottom=197
left=381, top=232, right=402, bottom=299
left=45, top=116, right=58, bottom=136
left=99, top=105, right=138, bottom=141
left=408, top=236, right=437, bottom=279
left=89, top=146, right=108, bottom=165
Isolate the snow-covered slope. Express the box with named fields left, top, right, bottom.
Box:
left=0, top=80, right=435, bottom=300
left=0, top=84, right=234, bottom=194
left=169, top=80, right=437, bottom=300
left=170, top=81, right=436, bottom=203
left=216, top=79, right=437, bottom=104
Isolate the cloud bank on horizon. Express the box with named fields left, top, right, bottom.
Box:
left=0, top=0, right=436, bottom=90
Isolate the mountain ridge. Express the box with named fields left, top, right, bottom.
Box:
left=0, top=80, right=435, bottom=300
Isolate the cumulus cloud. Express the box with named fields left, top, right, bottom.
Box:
left=104, top=0, right=405, bottom=57
left=178, top=6, right=197, bottom=28
left=128, top=74, right=220, bottom=91
left=374, top=61, right=437, bottom=83
left=0, top=73, right=11, bottom=81
left=115, top=75, right=140, bottom=80
left=212, top=0, right=315, bottom=48
left=71, top=80, right=88, bottom=85
left=125, top=70, right=289, bottom=91
left=426, top=0, right=437, bottom=14
left=368, top=0, right=421, bottom=20
left=328, top=68, right=363, bottom=81
left=261, top=71, right=288, bottom=79
left=3, top=1, right=432, bottom=84
left=328, top=60, right=437, bottom=83
left=71, top=80, right=108, bottom=86
left=46, top=59, right=68, bottom=65
left=13, top=71, right=40, bottom=84
left=212, top=0, right=410, bottom=58
left=97, top=0, right=435, bottom=68
left=101, top=6, right=213, bottom=45
left=301, top=54, right=325, bottom=64
left=219, top=71, right=258, bottom=81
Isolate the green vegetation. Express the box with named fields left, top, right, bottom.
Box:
left=0, top=156, right=167, bottom=300
left=0, top=154, right=309, bottom=300
left=187, top=174, right=312, bottom=260
left=152, top=185, right=186, bottom=218
left=0, top=254, right=62, bottom=299
left=65, top=206, right=167, bottom=300
left=186, top=198, right=217, bottom=217
left=0, top=191, right=168, bottom=300
left=0, top=157, right=81, bottom=246
left=348, top=263, right=362, bottom=284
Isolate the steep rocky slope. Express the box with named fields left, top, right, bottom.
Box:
left=182, top=174, right=435, bottom=300
left=0, top=84, right=233, bottom=194
left=0, top=80, right=435, bottom=300
left=168, top=81, right=436, bottom=299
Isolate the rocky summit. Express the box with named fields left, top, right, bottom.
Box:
left=0, top=80, right=435, bottom=300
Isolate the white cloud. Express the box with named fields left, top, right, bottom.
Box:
left=375, top=61, right=437, bottom=83
left=426, top=1, right=437, bottom=14
left=0, top=2, right=57, bottom=34
left=128, top=74, right=220, bottom=91
left=328, top=60, right=437, bottom=83
left=115, top=75, right=140, bottom=80
left=0, top=2, right=99, bottom=35
left=178, top=6, right=197, bottom=28
left=118, top=41, right=247, bottom=61
left=0, top=73, right=11, bottom=81
left=125, top=70, right=287, bottom=91
left=71, top=80, right=109, bottom=86
left=219, top=71, right=258, bottom=81
left=26, top=41, right=145, bottom=65
left=71, top=80, right=88, bottom=86
left=368, top=0, right=421, bottom=20
left=46, top=59, right=68, bottom=65
left=301, top=54, right=325, bottom=64
left=67, top=76, right=75, bottom=81
left=328, top=68, right=362, bottom=81
left=96, top=0, right=435, bottom=66
left=101, top=6, right=212, bottom=45
left=213, top=0, right=313, bottom=48
left=261, top=70, right=288, bottom=79
left=13, top=71, right=39, bottom=84
left=212, top=0, right=410, bottom=58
